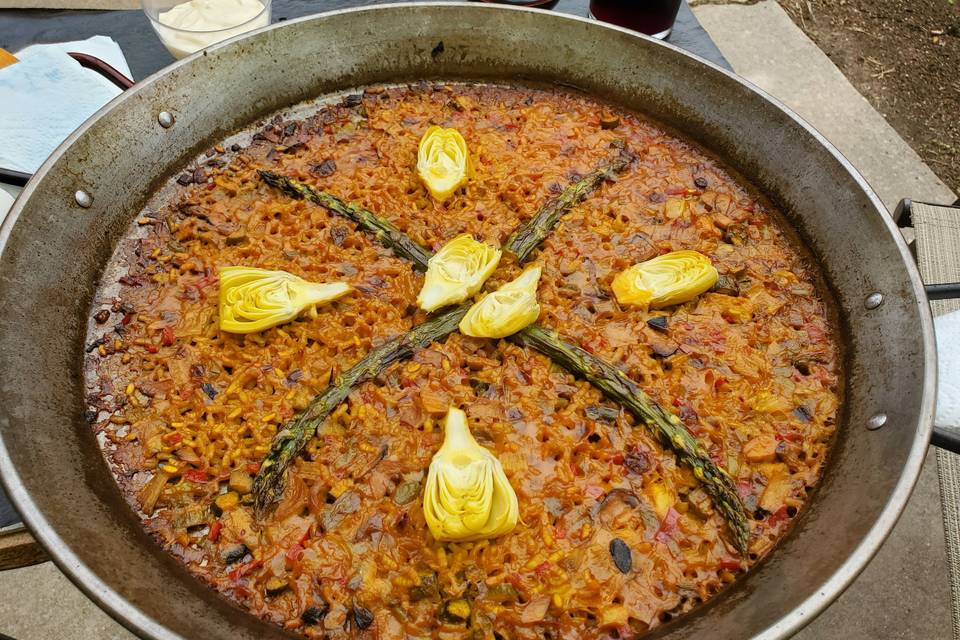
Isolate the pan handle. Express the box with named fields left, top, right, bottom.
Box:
left=933, top=429, right=960, bottom=454
left=0, top=52, right=134, bottom=188
left=925, top=282, right=960, bottom=454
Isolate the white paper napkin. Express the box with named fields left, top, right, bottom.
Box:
left=0, top=36, right=131, bottom=175
left=937, top=308, right=960, bottom=430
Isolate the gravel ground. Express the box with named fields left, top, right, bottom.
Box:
left=776, top=0, right=959, bottom=198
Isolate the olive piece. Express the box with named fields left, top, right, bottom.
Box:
left=694, top=176, right=709, bottom=189
left=353, top=602, right=374, bottom=630
left=609, top=538, right=632, bottom=574
left=220, top=543, right=248, bottom=565
left=646, top=316, right=669, bottom=332
left=301, top=604, right=329, bottom=625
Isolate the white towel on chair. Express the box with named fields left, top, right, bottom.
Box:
left=936, top=308, right=960, bottom=430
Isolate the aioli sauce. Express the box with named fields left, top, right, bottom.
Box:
left=156, top=0, right=268, bottom=59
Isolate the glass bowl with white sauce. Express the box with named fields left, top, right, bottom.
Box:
left=142, top=0, right=272, bottom=60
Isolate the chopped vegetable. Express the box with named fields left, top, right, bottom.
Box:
left=172, top=506, right=206, bottom=529
left=410, top=574, right=440, bottom=602
left=416, top=234, right=501, bottom=312
left=648, top=481, right=674, bottom=519
left=229, top=470, right=254, bottom=495
left=213, top=491, right=240, bottom=515
left=439, top=598, right=472, bottom=624
left=760, top=468, right=792, bottom=512
left=422, top=407, right=519, bottom=542
left=393, top=480, right=421, bottom=505
left=611, top=250, right=718, bottom=309
left=743, top=434, right=778, bottom=463
left=218, top=267, right=352, bottom=334
left=138, top=468, right=172, bottom=515
left=417, top=126, right=472, bottom=201
left=599, top=605, right=630, bottom=629
left=265, top=577, right=289, bottom=596
left=521, top=595, right=551, bottom=623
left=459, top=265, right=542, bottom=339
left=585, top=404, right=620, bottom=423
left=485, top=583, right=520, bottom=603
left=712, top=274, right=740, bottom=297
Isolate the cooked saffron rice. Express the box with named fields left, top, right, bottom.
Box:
left=85, top=83, right=840, bottom=638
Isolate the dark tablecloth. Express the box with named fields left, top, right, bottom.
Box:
left=0, top=0, right=730, bottom=80
left=0, top=0, right=728, bottom=530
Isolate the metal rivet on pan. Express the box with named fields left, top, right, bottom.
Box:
left=864, top=292, right=884, bottom=310
left=867, top=413, right=888, bottom=430
left=158, top=111, right=175, bottom=128
left=74, top=190, right=93, bottom=208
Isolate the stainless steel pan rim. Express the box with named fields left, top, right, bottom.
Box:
left=0, top=4, right=936, bottom=639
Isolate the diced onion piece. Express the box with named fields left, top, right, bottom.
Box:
left=459, top=265, right=542, bottom=339
left=417, top=126, right=471, bottom=201
left=416, top=234, right=501, bottom=312
left=423, top=407, right=519, bottom=542
left=219, top=266, right=352, bottom=334
left=611, top=250, right=718, bottom=309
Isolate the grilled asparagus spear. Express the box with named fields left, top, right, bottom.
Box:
left=259, top=170, right=433, bottom=269
left=257, top=150, right=748, bottom=553
left=253, top=303, right=469, bottom=517
left=504, top=141, right=634, bottom=262
left=512, top=324, right=749, bottom=553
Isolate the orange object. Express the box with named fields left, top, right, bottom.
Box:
left=0, top=48, right=18, bottom=69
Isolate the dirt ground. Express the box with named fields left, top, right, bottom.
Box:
left=776, top=0, right=960, bottom=199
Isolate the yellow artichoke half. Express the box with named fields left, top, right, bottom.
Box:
left=423, top=407, right=519, bottom=542
left=218, top=266, right=352, bottom=334
left=416, top=234, right=502, bottom=312
left=611, top=250, right=718, bottom=309
left=417, top=126, right=471, bottom=201
left=459, top=265, right=542, bottom=339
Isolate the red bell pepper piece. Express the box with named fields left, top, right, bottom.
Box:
left=183, top=469, right=209, bottom=483
left=229, top=559, right=262, bottom=581
left=286, top=544, right=304, bottom=563
left=208, top=521, right=222, bottom=542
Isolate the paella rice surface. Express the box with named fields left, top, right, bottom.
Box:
left=85, top=83, right=840, bottom=638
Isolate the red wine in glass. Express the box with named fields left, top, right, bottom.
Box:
left=589, top=0, right=683, bottom=39
left=469, top=0, right=560, bottom=8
